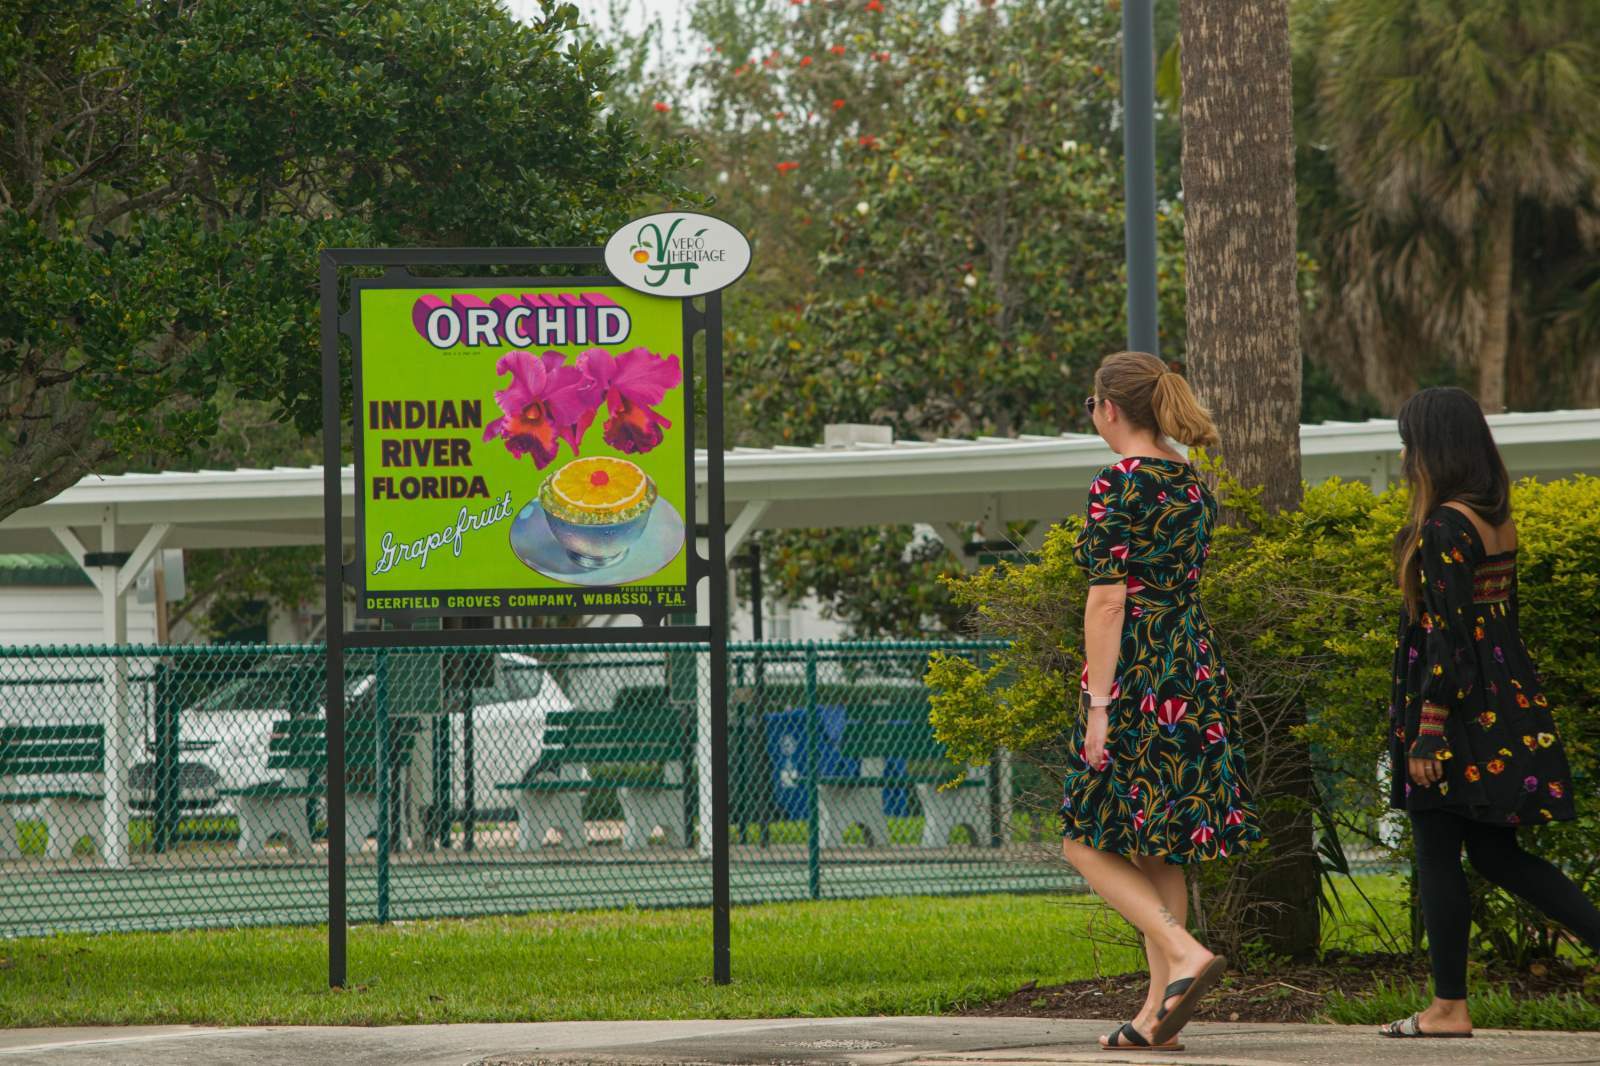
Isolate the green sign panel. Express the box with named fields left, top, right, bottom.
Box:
left=352, top=280, right=693, bottom=619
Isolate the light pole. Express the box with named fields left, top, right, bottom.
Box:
left=1122, top=0, right=1159, bottom=357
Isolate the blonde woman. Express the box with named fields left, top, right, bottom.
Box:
left=1061, top=351, right=1259, bottom=1052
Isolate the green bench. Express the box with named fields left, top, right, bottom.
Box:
left=220, top=716, right=420, bottom=857
left=0, top=724, right=106, bottom=860
left=497, top=686, right=690, bottom=850
left=816, top=695, right=987, bottom=848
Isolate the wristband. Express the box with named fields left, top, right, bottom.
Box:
left=1418, top=702, right=1449, bottom=738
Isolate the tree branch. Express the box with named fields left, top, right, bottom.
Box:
left=0, top=400, right=113, bottom=516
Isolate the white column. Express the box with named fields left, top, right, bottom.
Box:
left=1368, top=451, right=1393, bottom=495
left=99, top=508, right=131, bottom=868
left=694, top=536, right=713, bottom=859
left=931, top=523, right=981, bottom=573
left=997, top=748, right=1014, bottom=849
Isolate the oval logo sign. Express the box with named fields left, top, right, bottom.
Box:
left=604, top=212, right=751, bottom=299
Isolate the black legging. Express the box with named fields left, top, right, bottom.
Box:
left=1412, top=808, right=1600, bottom=999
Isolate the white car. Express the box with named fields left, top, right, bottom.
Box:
left=159, top=653, right=573, bottom=819
left=448, top=651, right=575, bottom=813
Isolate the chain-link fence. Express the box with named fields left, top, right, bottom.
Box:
left=0, top=641, right=1079, bottom=937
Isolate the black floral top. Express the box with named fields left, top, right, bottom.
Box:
left=1389, top=506, right=1576, bottom=825
left=1060, top=456, right=1260, bottom=863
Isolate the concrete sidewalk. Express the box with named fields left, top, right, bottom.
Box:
left=3, top=1016, right=1599, bottom=1066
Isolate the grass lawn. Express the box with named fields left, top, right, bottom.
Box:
left=0, top=892, right=1143, bottom=1027
left=2, top=875, right=1594, bottom=1030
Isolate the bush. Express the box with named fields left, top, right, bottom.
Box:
left=928, top=473, right=1600, bottom=962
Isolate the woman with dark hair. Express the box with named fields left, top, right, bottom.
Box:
left=1063, top=351, right=1259, bottom=1052
left=1382, top=386, right=1600, bottom=1039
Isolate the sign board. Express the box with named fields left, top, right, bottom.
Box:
left=352, top=279, right=693, bottom=619
left=320, top=244, right=737, bottom=991
left=603, top=212, right=752, bottom=299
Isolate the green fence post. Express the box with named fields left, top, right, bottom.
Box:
left=981, top=645, right=1003, bottom=849
left=375, top=649, right=390, bottom=925
left=462, top=697, right=475, bottom=853
left=805, top=642, right=820, bottom=901
left=152, top=659, right=182, bottom=854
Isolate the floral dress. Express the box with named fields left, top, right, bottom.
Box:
left=1388, top=506, right=1575, bottom=825
left=1060, top=456, right=1260, bottom=863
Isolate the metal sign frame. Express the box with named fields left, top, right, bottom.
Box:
left=319, top=246, right=730, bottom=987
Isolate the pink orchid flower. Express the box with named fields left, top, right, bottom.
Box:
left=482, top=350, right=597, bottom=468
left=578, top=347, right=682, bottom=455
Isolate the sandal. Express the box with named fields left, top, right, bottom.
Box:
left=1378, top=1013, right=1472, bottom=1038
left=1149, top=954, right=1228, bottom=1045
left=1100, top=1021, right=1184, bottom=1053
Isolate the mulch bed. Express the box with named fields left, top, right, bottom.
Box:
left=960, top=951, right=1597, bottom=1024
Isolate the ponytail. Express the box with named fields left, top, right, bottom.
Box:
left=1151, top=372, right=1220, bottom=448
left=1092, top=351, right=1220, bottom=450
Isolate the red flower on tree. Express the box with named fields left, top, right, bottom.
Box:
left=866, top=0, right=883, bottom=10
left=776, top=161, right=800, bottom=174
left=832, top=98, right=845, bottom=110
left=829, top=44, right=846, bottom=55
left=652, top=101, right=670, bottom=113
left=799, top=55, right=813, bottom=67
left=858, top=134, right=879, bottom=148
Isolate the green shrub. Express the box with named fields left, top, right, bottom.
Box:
left=928, top=473, right=1600, bottom=962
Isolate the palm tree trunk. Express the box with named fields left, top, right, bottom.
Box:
left=1180, top=0, right=1318, bottom=959
left=1179, top=1, right=1303, bottom=513
left=1477, top=197, right=1515, bottom=414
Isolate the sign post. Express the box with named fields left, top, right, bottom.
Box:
left=320, top=224, right=745, bottom=988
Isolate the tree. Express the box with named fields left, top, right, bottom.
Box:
left=728, top=0, right=1184, bottom=635
left=594, top=0, right=1182, bottom=635
left=1179, top=0, right=1315, bottom=955
left=741, top=2, right=1184, bottom=445
left=1308, top=0, right=1600, bottom=413
left=0, top=0, right=692, bottom=522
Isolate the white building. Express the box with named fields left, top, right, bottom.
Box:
left=0, top=408, right=1596, bottom=649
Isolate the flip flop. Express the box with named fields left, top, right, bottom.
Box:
left=1378, top=1013, right=1473, bottom=1038
left=1149, top=954, right=1228, bottom=1045
left=1100, top=1021, right=1184, bottom=1053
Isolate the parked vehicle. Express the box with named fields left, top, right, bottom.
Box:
left=165, top=653, right=573, bottom=819
left=449, top=651, right=575, bottom=812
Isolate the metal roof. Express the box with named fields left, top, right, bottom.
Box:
left=0, top=553, right=96, bottom=586
left=1, top=409, right=1596, bottom=554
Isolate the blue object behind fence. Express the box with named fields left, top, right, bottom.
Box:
left=763, top=706, right=909, bottom=819
left=764, top=705, right=848, bottom=821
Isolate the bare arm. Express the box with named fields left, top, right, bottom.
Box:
left=1080, top=582, right=1127, bottom=770
left=1083, top=582, right=1127, bottom=696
